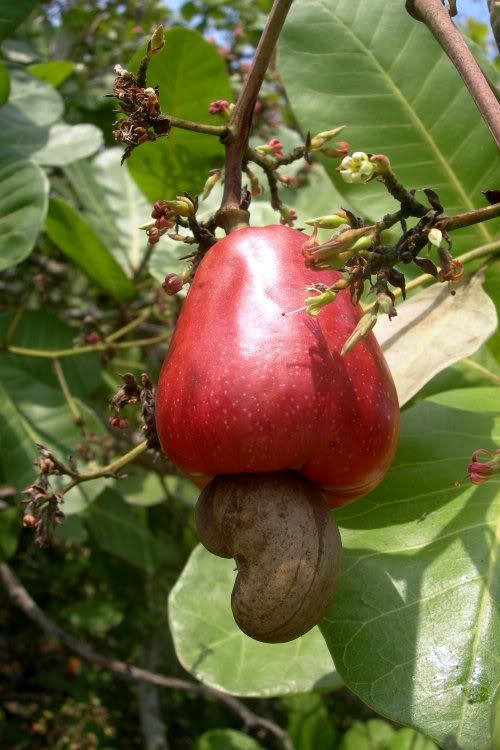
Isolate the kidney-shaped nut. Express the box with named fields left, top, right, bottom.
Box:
left=195, top=471, right=342, bottom=643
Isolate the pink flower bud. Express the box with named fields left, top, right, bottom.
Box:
left=109, top=417, right=129, bottom=429
left=467, top=448, right=500, bottom=485
left=162, top=273, right=184, bottom=296
left=209, top=99, right=230, bottom=115
left=85, top=333, right=100, bottom=345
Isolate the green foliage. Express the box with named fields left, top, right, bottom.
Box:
left=279, top=0, right=500, bottom=256
left=0, top=0, right=36, bottom=40
left=194, top=729, right=265, bottom=749
left=0, top=310, right=101, bottom=396
left=45, top=198, right=136, bottom=301
left=61, top=599, right=124, bottom=634
left=27, top=61, right=74, bottom=87
left=127, top=27, right=231, bottom=201
left=322, top=388, right=499, bottom=749
left=0, top=154, right=48, bottom=272
left=0, top=62, right=9, bottom=107
left=282, top=693, right=338, bottom=750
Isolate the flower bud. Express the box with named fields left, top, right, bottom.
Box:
left=202, top=170, right=222, bottom=200
left=280, top=207, right=297, bottom=227
left=428, top=228, right=443, bottom=247
left=309, top=125, right=346, bottom=151
left=148, top=25, right=164, bottom=56
left=369, top=154, right=392, bottom=174
left=163, top=196, right=195, bottom=216
left=256, top=138, right=284, bottom=158
left=341, top=312, right=378, bottom=355
left=305, top=289, right=337, bottom=316
left=304, top=210, right=349, bottom=229
left=162, top=273, right=184, bottom=296
left=338, top=152, right=375, bottom=184
left=109, top=417, right=129, bottom=429
left=208, top=100, right=232, bottom=119
left=85, top=332, right=100, bottom=345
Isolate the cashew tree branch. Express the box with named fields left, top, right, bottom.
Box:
left=217, top=0, right=295, bottom=233
left=406, top=0, right=500, bottom=147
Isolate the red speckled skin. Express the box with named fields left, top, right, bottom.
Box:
left=156, top=225, right=399, bottom=508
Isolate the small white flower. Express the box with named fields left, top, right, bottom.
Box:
left=428, top=228, right=443, bottom=247
left=339, top=152, right=375, bottom=185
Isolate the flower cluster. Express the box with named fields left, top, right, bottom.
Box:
left=22, top=445, right=67, bottom=546
left=111, top=65, right=171, bottom=162
left=208, top=99, right=233, bottom=118
left=146, top=196, right=195, bottom=244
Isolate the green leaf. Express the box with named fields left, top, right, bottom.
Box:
left=0, top=0, right=36, bottom=40
left=61, top=600, right=124, bottom=634
left=85, top=489, right=179, bottom=573
left=0, top=507, right=20, bottom=561
left=92, top=149, right=151, bottom=276
left=0, top=365, right=107, bottom=513
left=27, top=61, right=74, bottom=87
left=321, top=388, right=500, bottom=749
left=388, top=727, right=438, bottom=750
left=281, top=693, right=337, bottom=750
left=194, top=729, right=265, bottom=750
left=33, top=123, right=103, bottom=167
left=127, top=28, right=231, bottom=201
left=0, top=70, right=63, bottom=157
left=339, top=719, right=394, bottom=750
left=0, top=153, right=48, bottom=271
left=119, top=466, right=198, bottom=507
left=279, top=0, right=499, bottom=255
left=0, top=62, right=9, bottom=107
left=375, top=270, right=498, bottom=405
left=169, top=544, right=342, bottom=697
left=0, top=310, right=101, bottom=397
left=45, top=198, right=136, bottom=302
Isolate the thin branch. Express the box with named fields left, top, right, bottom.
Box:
left=0, top=562, right=294, bottom=750
left=440, top=202, right=500, bottom=231
left=217, top=0, right=295, bottom=232
left=61, top=441, right=149, bottom=494
left=7, top=332, right=169, bottom=359
left=53, top=359, right=82, bottom=424
left=105, top=308, right=152, bottom=343
left=165, top=114, right=227, bottom=138
left=363, top=240, right=500, bottom=311
left=406, top=0, right=500, bottom=147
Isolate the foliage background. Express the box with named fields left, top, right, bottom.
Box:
left=0, top=1, right=498, bottom=749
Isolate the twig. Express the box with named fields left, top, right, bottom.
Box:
left=163, top=114, right=227, bottom=138
left=0, top=562, right=294, bottom=750
left=105, top=308, right=152, bottom=343
left=406, top=0, right=500, bottom=147
left=7, top=332, right=169, bottom=359
left=61, top=441, right=149, bottom=495
left=363, top=240, right=500, bottom=311
left=217, top=0, right=295, bottom=233
left=53, top=359, right=82, bottom=424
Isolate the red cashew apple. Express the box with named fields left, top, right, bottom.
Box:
left=156, top=224, right=399, bottom=642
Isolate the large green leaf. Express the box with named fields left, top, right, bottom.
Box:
left=45, top=198, right=136, bottom=302
left=169, top=544, right=342, bottom=697
left=0, top=0, right=36, bottom=40
left=92, top=149, right=151, bottom=275
left=321, top=388, right=500, bottom=749
left=0, top=366, right=107, bottom=513
left=0, top=508, right=20, bottom=561
left=127, top=28, right=231, bottom=202
left=33, top=123, right=103, bottom=167
left=0, top=70, right=101, bottom=164
left=0, top=310, right=101, bottom=397
left=279, top=0, right=499, bottom=255
left=0, top=153, right=48, bottom=271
